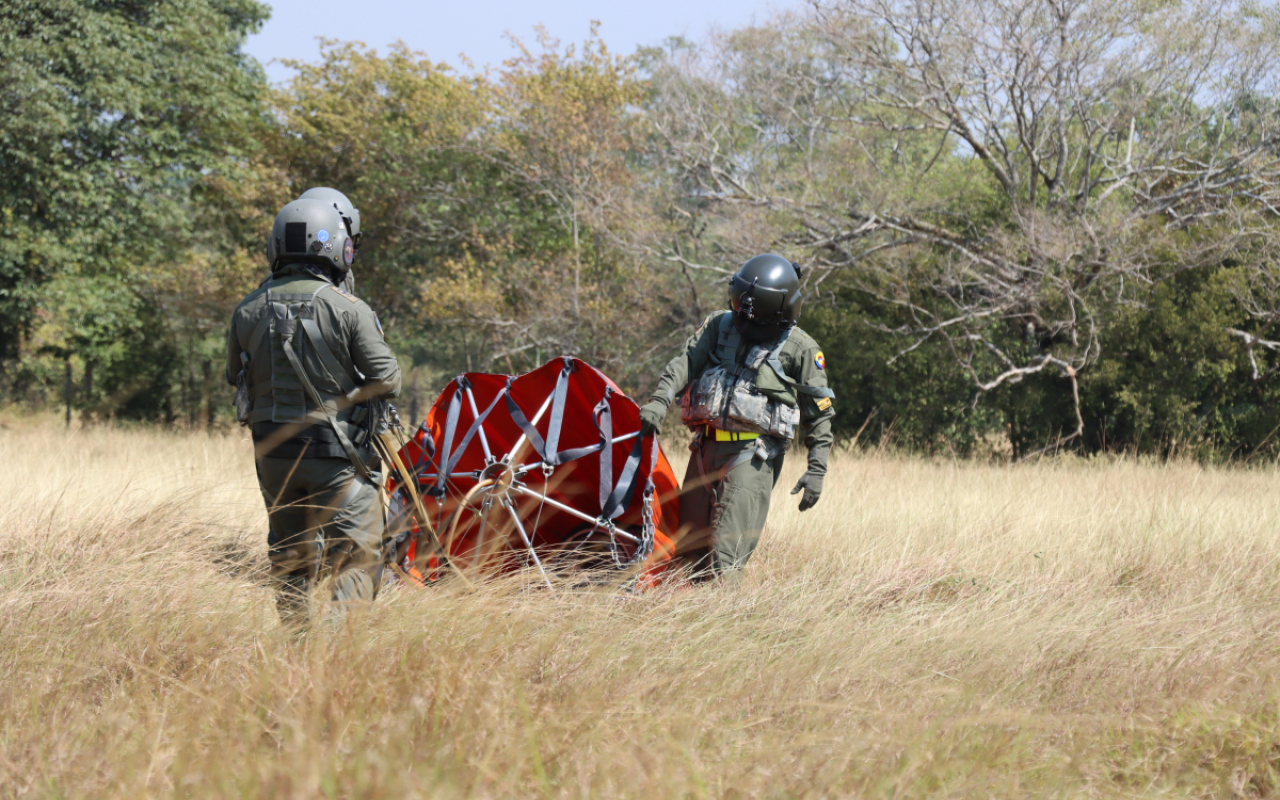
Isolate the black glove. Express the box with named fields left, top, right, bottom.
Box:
left=791, top=445, right=828, bottom=512
left=791, top=471, right=823, bottom=511
left=638, top=400, right=666, bottom=436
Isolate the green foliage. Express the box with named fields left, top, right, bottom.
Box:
left=266, top=37, right=679, bottom=396
left=1080, top=267, right=1280, bottom=460
left=803, top=289, right=1003, bottom=455
left=0, top=0, right=269, bottom=418
left=798, top=262, right=1280, bottom=460
left=9, top=1, right=1280, bottom=458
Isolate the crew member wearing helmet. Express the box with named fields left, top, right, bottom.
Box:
left=226, top=195, right=401, bottom=627
left=638, top=254, right=835, bottom=579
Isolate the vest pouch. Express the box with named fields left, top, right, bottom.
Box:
left=766, top=399, right=800, bottom=440
left=722, top=377, right=769, bottom=434
left=349, top=404, right=369, bottom=425
left=753, top=361, right=798, bottom=408
left=680, top=366, right=733, bottom=428
left=724, top=372, right=801, bottom=439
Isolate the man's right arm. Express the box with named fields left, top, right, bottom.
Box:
left=225, top=310, right=243, bottom=386
left=638, top=313, right=721, bottom=435
left=648, top=313, right=721, bottom=408
left=347, top=301, right=402, bottom=400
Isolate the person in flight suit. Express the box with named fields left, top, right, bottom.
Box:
left=227, top=193, right=400, bottom=626
left=638, top=254, right=835, bottom=579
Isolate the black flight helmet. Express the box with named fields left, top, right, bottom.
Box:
left=728, top=253, right=804, bottom=340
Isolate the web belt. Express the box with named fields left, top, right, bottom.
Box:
left=705, top=426, right=759, bottom=442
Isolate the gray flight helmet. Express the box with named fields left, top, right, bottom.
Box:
left=728, top=253, right=804, bottom=340
left=267, top=198, right=356, bottom=274
left=299, top=187, right=361, bottom=251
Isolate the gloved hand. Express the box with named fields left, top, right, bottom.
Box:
left=791, top=471, right=823, bottom=511
left=638, top=400, right=667, bottom=437
left=791, top=445, right=828, bottom=512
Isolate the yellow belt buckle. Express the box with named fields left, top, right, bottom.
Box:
left=708, top=426, right=759, bottom=442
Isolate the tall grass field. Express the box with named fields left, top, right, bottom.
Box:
left=4, top=418, right=1280, bottom=798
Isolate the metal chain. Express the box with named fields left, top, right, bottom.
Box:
left=607, top=521, right=625, bottom=569
left=636, top=484, right=656, bottom=564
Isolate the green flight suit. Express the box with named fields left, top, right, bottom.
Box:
left=649, top=311, right=835, bottom=577
left=226, top=265, right=401, bottom=626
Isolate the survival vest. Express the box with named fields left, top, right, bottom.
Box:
left=679, top=312, right=834, bottom=440
left=239, top=278, right=375, bottom=478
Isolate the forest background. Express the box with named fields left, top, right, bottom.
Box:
left=9, top=0, right=1280, bottom=460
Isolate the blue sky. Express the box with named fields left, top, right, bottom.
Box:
left=243, top=0, right=798, bottom=83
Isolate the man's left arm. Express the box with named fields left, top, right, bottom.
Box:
left=789, top=341, right=835, bottom=511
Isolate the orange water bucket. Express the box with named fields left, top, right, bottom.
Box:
left=387, top=357, right=679, bottom=587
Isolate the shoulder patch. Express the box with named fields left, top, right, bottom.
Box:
left=816, top=396, right=833, bottom=411
left=328, top=285, right=359, bottom=303
left=814, top=351, right=826, bottom=370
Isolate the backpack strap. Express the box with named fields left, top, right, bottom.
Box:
left=278, top=327, right=373, bottom=481
left=714, top=312, right=740, bottom=364
left=300, top=319, right=361, bottom=403
left=274, top=283, right=373, bottom=479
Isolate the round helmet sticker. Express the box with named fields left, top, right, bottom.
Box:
left=316, top=229, right=330, bottom=243
left=343, top=237, right=355, bottom=266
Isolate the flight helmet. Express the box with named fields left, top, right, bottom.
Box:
left=266, top=199, right=355, bottom=274
left=299, top=187, right=361, bottom=251
left=728, top=253, right=804, bottom=340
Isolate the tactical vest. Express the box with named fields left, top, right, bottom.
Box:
left=680, top=313, right=832, bottom=440
left=240, top=278, right=374, bottom=476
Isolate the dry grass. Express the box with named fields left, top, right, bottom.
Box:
left=4, top=417, right=1280, bottom=798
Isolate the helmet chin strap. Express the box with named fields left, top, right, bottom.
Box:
left=733, top=300, right=795, bottom=341
left=734, top=312, right=779, bottom=342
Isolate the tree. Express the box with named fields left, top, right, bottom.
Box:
left=645, top=0, right=1280, bottom=455
left=269, top=34, right=678, bottom=393
left=0, top=0, right=270, bottom=417
left=493, top=25, right=643, bottom=326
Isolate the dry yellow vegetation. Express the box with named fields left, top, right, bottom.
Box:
left=3, top=419, right=1280, bottom=798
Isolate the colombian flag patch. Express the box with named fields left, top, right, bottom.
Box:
left=814, top=351, right=826, bottom=370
